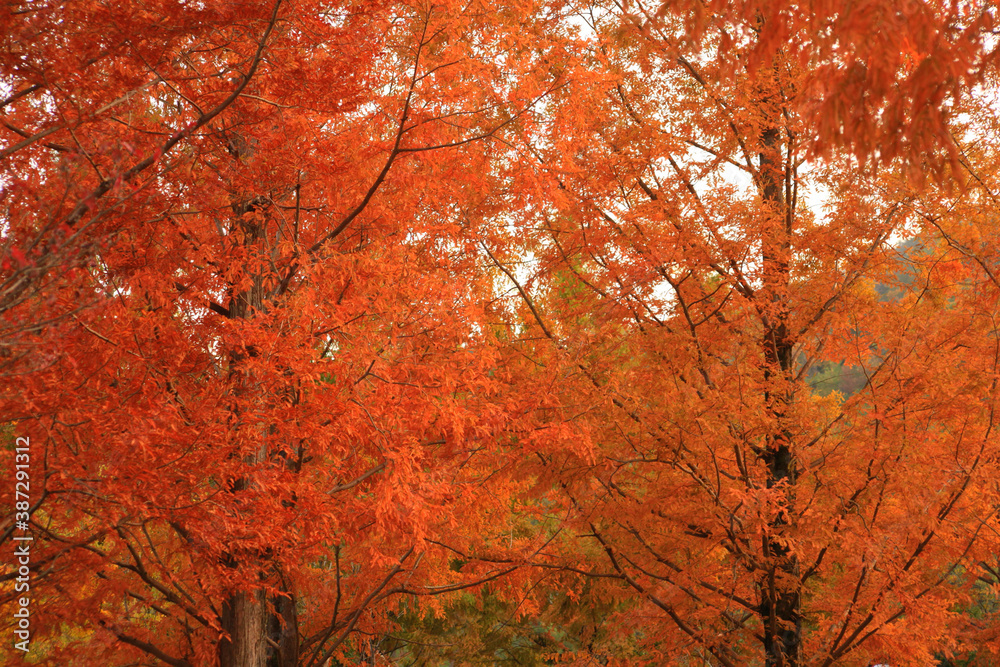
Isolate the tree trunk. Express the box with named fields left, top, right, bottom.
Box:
left=218, top=590, right=299, bottom=667
left=218, top=195, right=300, bottom=667
left=758, top=107, right=801, bottom=667
left=271, top=591, right=300, bottom=667
left=220, top=591, right=269, bottom=667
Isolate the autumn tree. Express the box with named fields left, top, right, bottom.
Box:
left=454, top=1, right=1000, bottom=666
left=1, top=0, right=572, bottom=664
left=6, top=1, right=1000, bottom=666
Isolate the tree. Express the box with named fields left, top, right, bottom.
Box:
left=463, top=2, right=1000, bottom=665
left=1, top=0, right=567, bottom=664
left=5, top=1, right=1000, bottom=666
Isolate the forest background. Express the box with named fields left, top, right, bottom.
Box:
left=3, top=0, right=1000, bottom=666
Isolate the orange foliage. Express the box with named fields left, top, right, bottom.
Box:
left=3, top=1, right=1000, bottom=666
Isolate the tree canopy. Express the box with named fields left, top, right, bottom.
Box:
left=3, top=1, right=1000, bottom=666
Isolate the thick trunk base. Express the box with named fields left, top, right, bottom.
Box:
left=220, top=591, right=268, bottom=667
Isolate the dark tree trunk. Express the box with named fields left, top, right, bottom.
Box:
left=218, top=192, right=300, bottom=667
left=220, top=591, right=269, bottom=667
left=270, top=591, right=300, bottom=667
left=759, top=113, right=801, bottom=667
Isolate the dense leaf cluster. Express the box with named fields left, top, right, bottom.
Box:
left=3, top=1, right=1000, bottom=666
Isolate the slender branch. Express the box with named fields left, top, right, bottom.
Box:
left=0, top=83, right=43, bottom=110
left=590, top=524, right=739, bottom=667
left=480, top=241, right=553, bottom=339
left=1, top=78, right=163, bottom=161
left=61, top=0, right=283, bottom=228
left=105, top=625, right=194, bottom=667
left=328, top=462, right=386, bottom=494
left=308, top=548, right=414, bottom=667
